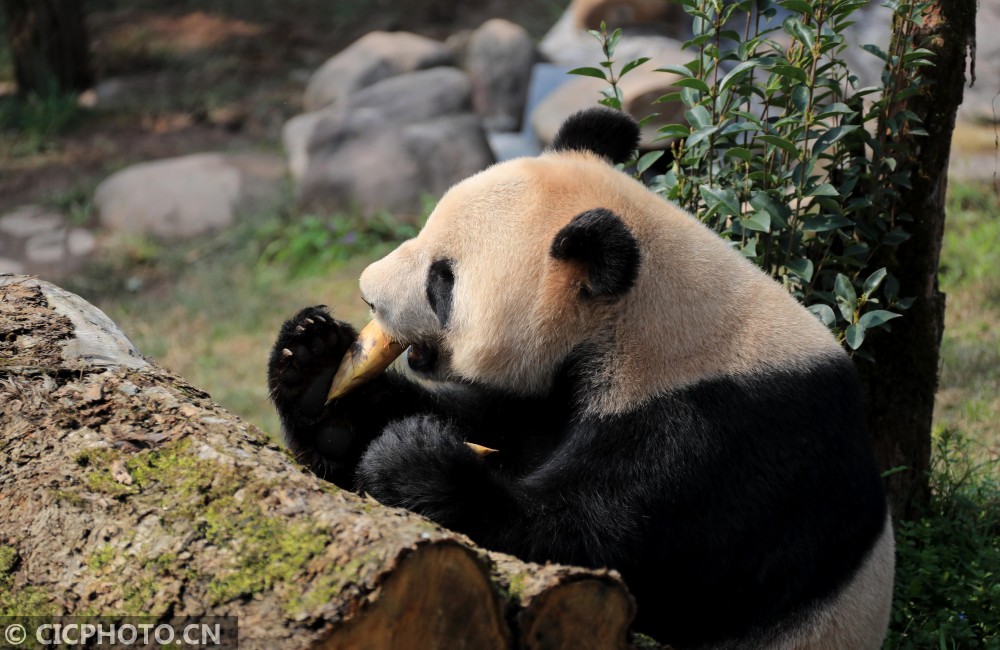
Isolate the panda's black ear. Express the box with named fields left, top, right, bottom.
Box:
left=550, top=208, right=641, bottom=298
left=551, top=107, right=640, bottom=165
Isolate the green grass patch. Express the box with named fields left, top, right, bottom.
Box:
left=886, top=429, right=1000, bottom=649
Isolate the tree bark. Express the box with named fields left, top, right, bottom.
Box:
left=0, top=276, right=644, bottom=649
left=1, top=0, right=93, bottom=95
left=858, top=0, right=977, bottom=521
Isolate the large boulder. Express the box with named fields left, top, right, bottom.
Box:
left=95, top=153, right=285, bottom=240
left=531, top=64, right=688, bottom=150
left=286, top=66, right=494, bottom=215
left=292, top=109, right=494, bottom=216
left=465, top=19, right=537, bottom=132
left=540, top=3, right=688, bottom=65
left=303, top=31, right=454, bottom=112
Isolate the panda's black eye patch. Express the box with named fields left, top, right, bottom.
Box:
left=426, top=259, right=455, bottom=328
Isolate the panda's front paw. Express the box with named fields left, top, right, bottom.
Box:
left=268, top=306, right=357, bottom=421
left=358, top=415, right=480, bottom=523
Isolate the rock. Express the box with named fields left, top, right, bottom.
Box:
left=304, top=31, right=454, bottom=112
left=284, top=67, right=474, bottom=185
left=569, top=0, right=678, bottom=30
left=0, top=206, right=64, bottom=238
left=343, top=67, right=473, bottom=124
left=531, top=66, right=688, bottom=150
left=0, top=205, right=99, bottom=277
left=296, top=111, right=494, bottom=216
left=0, top=258, right=25, bottom=274
left=465, top=19, right=537, bottom=132
left=95, top=153, right=285, bottom=240
left=540, top=4, right=689, bottom=65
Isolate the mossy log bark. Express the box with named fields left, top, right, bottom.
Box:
left=0, top=275, right=642, bottom=650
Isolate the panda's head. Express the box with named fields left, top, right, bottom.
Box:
left=358, top=108, right=643, bottom=395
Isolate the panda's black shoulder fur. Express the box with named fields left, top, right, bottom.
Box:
left=551, top=107, right=641, bottom=165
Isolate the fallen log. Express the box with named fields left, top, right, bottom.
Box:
left=0, top=275, right=647, bottom=649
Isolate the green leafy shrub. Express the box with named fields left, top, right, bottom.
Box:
left=887, top=428, right=1000, bottom=649
left=574, top=0, right=934, bottom=357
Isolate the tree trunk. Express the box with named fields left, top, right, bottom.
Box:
left=1, top=0, right=93, bottom=95
left=858, top=0, right=977, bottom=521
left=0, top=276, right=645, bottom=649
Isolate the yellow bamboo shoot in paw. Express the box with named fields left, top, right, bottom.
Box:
left=326, top=320, right=406, bottom=403
left=465, top=442, right=498, bottom=458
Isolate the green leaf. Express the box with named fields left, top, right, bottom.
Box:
left=812, top=125, right=859, bottom=156
left=657, top=123, right=692, bottom=139
left=725, top=147, right=753, bottom=162
left=786, top=258, right=814, bottom=282
left=845, top=323, right=866, bottom=350
left=654, top=64, right=695, bottom=78
left=675, top=77, right=712, bottom=93
left=636, top=150, right=664, bottom=175
left=700, top=185, right=741, bottom=217
left=861, top=44, right=888, bottom=61
left=858, top=309, right=901, bottom=329
left=783, top=16, right=815, bottom=50
left=835, top=273, right=857, bottom=305
left=719, top=60, right=758, bottom=92
left=863, top=268, right=888, bottom=297
left=808, top=304, right=836, bottom=327
left=740, top=211, right=771, bottom=232
left=749, top=191, right=791, bottom=228
left=780, top=0, right=813, bottom=14
left=685, top=105, right=712, bottom=129
left=687, top=124, right=720, bottom=146
left=807, top=183, right=839, bottom=197
left=768, top=64, right=808, bottom=84
left=568, top=67, right=608, bottom=81
left=757, top=134, right=799, bottom=157
left=620, top=57, right=651, bottom=77
left=800, top=214, right=853, bottom=232
left=791, top=85, right=810, bottom=112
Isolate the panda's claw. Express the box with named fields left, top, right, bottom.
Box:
left=282, top=348, right=293, bottom=357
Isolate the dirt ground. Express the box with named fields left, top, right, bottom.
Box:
left=0, top=0, right=568, bottom=212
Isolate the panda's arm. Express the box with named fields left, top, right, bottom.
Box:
left=268, top=306, right=464, bottom=487
left=356, top=412, right=643, bottom=569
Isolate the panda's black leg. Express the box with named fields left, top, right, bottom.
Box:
left=357, top=415, right=514, bottom=532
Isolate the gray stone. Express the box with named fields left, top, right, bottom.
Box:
left=66, top=228, right=97, bottom=257
left=540, top=4, right=688, bottom=66
left=531, top=67, right=688, bottom=150
left=25, top=230, right=69, bottom=265
left=0, top=258, right=25, bottom=274
left=0, top=206, right=64, bottom=238
left=95, top=153, right=285, bottom=239
left=304, top=31, right=453, bottom=112
left=465, top=19, right=537, bottom=132
left=297, top=110, right=494, bottom=216
left=342, top=67, right=473, bottom=124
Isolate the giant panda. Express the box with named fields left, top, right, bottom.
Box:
left=267, top=107, right=894, bottom=648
